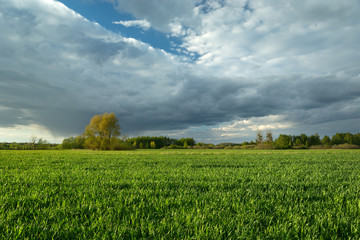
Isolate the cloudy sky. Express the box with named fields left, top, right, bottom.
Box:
left=1, top=0, right=360, bottom=143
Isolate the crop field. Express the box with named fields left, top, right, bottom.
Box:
left=1, top=149, right=360, bottom=239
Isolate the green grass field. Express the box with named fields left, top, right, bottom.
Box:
left=1, top=149, right=360, bottom=239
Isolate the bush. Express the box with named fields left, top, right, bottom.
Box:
left=331, top=144, right=360, bottom=149
left=110, top=139, right=133, bottom=150
left=164, top=144, right=185, bottom=149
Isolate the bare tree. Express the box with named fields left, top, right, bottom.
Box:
left=30, top=135, right=37, bottom=150
left=256, top=131, right=263, bottom=146
left=266, top=131, right=273, bottom=144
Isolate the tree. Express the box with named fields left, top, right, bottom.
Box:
left=274, top=134, right=292, bottom=149
left=344, top=132, right=353, bottom=144
left=150, top=141, right=156, bottom=149
left=62, top=137, right=75, bottom=149
left=84, top=112, right=121, bottom=150
left=300, top=134, right=308, bottom=145
left=30, top=135, right=37, bottom=150
left=354, top=133, right=360, bottom=145
left=256, top=131, right=263, bottom=146
left=37, top=138, right=50, bottom=150
left=74, top=135, right=86, bottom=149
left=265, top=131, right=273, bottom=145
left=62, top=135, right=85, bottom=149
left=177, top=138, right=196, bottom=147
left=331, top=133, right=344, bottom=145
left=295, top=138, right=302, bottom=147
left=322, top=135, right=331, bottom=146
left=308, top=134, right=321, bottom=146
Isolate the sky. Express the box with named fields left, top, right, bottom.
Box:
left=0, top=0, right=360, bottom=144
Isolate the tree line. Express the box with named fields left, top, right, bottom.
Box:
left=0, top=136, right=59, bottom=150
left=254, top=131, right=360, bottom=149
left=61, top=130, right=360, bottom=150
left=1, top=113, right=359, bottom=150
left=61, top=113, right=196, bottom=150
left=61, top=135, right=196, bottom=150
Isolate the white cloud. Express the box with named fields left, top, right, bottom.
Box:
left=205, top=115, right=296, bottom=142
left=212, top=115, right=294, bottom=133
left=113, top=19, right=151, bottom=30
left=0, top=0, right=187, bottom=135
left=177, top=0, right=360, bottom=78
left=105, top=0, right=197, bottom=32
left=0, top=0, right=359, bottom=143
left=0, top=124, right=65, bottom=143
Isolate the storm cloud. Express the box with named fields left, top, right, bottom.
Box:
left=0, top=0, right=359, bottom=142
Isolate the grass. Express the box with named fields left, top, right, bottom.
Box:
left=0, top=149, right=360, bottom=239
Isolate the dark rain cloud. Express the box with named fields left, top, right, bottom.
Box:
left=0, top=0, right=359, bottom=140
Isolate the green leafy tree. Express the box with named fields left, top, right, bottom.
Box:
left=300, top=134, right=308, bottom=145
left=74, top=135, right=86, bottom=149
left=309, top=134, right=321, bottom=146
left=294, top=138, right=302, bottom=147
left=62, top=135, right=86, bottom=149
left=177, top=138, right=196, bottom=147
left=331, top=133, right=343, bottom=145
left=353, top=134, right=360, bottom=145
left=274, top=134, right=292, bottom=149
left=84, top=112, right=121, bottom=150
left=150, top=141, right=156, bottom=149
left=62, top=137, right=75, bottom=149
left=110, top=138, right=132, bottom=150
left=344, top=132, right=353, bottom=144
left=322, top=135, right=331, bottom=146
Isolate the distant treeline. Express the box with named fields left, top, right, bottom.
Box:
left=0, top=137, right=60, bottom=150
left=253, top=132, right=360, bottom=150
left=61, top=136, right=196, bottom=150
left=54, top=132, right=360, bottom=150
left=1, top=132, right=359, bottom=150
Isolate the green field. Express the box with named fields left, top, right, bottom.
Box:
left=1, top=149, right=360, bottom=239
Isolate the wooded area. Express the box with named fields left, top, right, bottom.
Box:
left=1, top=113, right=359, bottom=150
